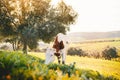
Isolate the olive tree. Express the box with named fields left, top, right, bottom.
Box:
left=0, top=0, right=77, bottom=54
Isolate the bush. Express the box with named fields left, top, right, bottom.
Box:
left=67, top=47, right=86, bottom=56
left=102, top=46, right=118, bottom=60
left=0, top=51, right=45, bottom=80
left=67, top=46, right=119, bottom=60
left=89, top=52, right=101, bottom=59
left=0, top=51, right=118, bottom=80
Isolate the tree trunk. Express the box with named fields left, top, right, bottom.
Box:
left=12, top=42, right=15, bottom=51
left=16, top=40, right=21, bottom=50
left=23, top=42, right=27, bottom=54
left=14, top=39, right=17, bottom=50
left=12, top=40, right=17, bottom=51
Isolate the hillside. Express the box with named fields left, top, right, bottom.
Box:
left=67, top=31, right=120, bottom=42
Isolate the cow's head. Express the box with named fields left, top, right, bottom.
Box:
left=53, top=36, right=64, bottom=52
left=45, top=48, right=55, bottom=64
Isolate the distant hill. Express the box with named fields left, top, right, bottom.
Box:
left=67, top=31, right=120, bottom=42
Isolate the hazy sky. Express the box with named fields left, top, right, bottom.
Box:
left=52, top=0, right=120, bottom=32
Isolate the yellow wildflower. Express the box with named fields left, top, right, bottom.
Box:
left=50, top=75, right=55, bottom=80
left=38, top=76, right=43, bottom=80
left=75, top=70, right=79, bottom=75
left=62, top=73, right=68, bottom=80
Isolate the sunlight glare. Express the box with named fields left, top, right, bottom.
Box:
left=50, top=0, right=60, bottom=5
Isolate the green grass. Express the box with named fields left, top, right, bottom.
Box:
left=0, top=51, right=119, bottom=80
left=0, top=51, right=116, bottom=80
left=29, top=52, right=120, bottom=79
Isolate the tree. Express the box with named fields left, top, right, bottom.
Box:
left=0, top=0, right=77, bottom=54
left=0, top=0, right=20, bottom=50
left=0, top=0, right=16, bottom=36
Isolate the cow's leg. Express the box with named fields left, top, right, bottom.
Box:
left=62, top=61, right=65, bottom=64
left=61, top=53, right=64, bottom=64
left=61, top=50, right=66, bottom=64
left=57, top=56, right=61, bottom=64
left=58, top=59, right=60, bottom=64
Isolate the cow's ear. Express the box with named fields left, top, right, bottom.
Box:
left=55, top=36, right=58, bottom=43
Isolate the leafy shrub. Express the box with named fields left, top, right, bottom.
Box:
left=67, top=47, right=86, bottom=56
left=102, top=46, right=118, bottom=60
left=0, top=51, right=118, bottom=80
left=0, top=51, right=45, bottom=80
left=48, top=62, right=76, bottom=77
left=67, top=46, right=119, bottom=60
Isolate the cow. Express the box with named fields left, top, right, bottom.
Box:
left=45, top=33, right=68, bottom=64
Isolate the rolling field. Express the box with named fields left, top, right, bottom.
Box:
left=29, top=39, right=120, bottom=79
left=69, top=39, right=120, bottom=55
left=29, top=52, right=120, bottom=79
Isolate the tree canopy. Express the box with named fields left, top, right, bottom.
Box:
left=0, top=0, right=77, bottom=54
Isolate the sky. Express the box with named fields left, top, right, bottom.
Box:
left=51, top=0, right=120, bottom=33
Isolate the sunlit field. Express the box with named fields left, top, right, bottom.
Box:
left=29, top=52, right=120, bottom=79
left=69, top=38, right=120, bottom=56
left=1, top=39, right=120, bottom=79
left=29, top=39, right=120, bottom=79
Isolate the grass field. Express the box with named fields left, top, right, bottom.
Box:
left=29, top=52, right=120, bottom=79
left=1, top=38, right=120, bottom=79
left=29, top=39, right=120, bottom=79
